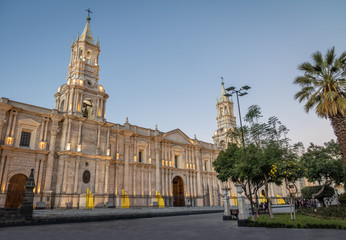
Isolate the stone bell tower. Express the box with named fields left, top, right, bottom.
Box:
left=212, top=80, right=237, bottom=149
left=54, top=15, right=108, bottom=122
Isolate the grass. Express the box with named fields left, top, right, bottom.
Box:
left=247, top=213, right=346, bottom=229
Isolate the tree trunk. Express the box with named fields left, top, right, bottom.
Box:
left=329, top=114, right=346, bottom=168
left=264, top=175, right=274, bottom=219
left=284, top=179, right=293, bottom=220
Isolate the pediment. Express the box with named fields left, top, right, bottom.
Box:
left=162, top=129, right=193, bottom=145
left=18, top=118, right=40, bottom=127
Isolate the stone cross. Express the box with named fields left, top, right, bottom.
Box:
left=86, top=8, right=93, bottom=17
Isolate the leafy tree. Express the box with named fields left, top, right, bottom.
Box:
left=300, top=140, right=345, bottom=205
left=294, top=47, right=346, bottom=167
left=215, top=105, right=298, bottom=218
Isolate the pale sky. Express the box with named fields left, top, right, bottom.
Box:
left=1, top=0, right=345, bottom=149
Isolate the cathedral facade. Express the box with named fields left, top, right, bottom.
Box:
left=0, top=17, right=223, bottom=209
left=0, top=16, right=308, bottom=210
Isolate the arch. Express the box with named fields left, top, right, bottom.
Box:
left=172, top=176, right=185, bottom=207
left=5, top=174, right=28, bottom=209
left=59, top=100, right=65, bottom=112
left=219, top=140, right=225, bottom=149
left=82, top=99, right=94, bottom=119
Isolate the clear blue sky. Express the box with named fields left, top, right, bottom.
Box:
left=1, top=0, right=345, bottom=148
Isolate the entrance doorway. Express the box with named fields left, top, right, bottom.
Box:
left=5, top=174, right=28, bottom=209
left=172, top=176, right=185, bottom=207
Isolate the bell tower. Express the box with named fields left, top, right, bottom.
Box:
left=212, top=79, right=236, bottom=149
left=54, top=14, right=108, bottom=122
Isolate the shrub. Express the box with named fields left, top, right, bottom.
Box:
left=301, top=186, right=335, bottom=205
left=338, top=193, right=346, bottom=205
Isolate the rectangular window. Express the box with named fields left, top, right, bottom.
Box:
left=138, top=151, right=142, bottom=163
left=20, top=132, right=31, bottom=147
left=175, top=155, right=178, bottom=168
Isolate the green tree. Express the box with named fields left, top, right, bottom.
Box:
left=300, top=140, right=345, bottom=205
left=215, top=105, right=297, bottom=219
left=294, top=47, right=346, bottom=167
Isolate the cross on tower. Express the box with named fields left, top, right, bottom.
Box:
left=220, top=76, right=224, bottom=84
left=86, top=8, right=93, bottom=17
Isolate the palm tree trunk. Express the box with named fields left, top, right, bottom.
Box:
left=329, top=114, right=346, bottom=168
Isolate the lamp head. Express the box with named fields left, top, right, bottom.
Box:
left=242, top=85, right=251, bottom=90
left=224, top=93, right=232, bottom=97
left=239, top=92, right=248, bottom=97
left=226, top=86, right=236, bottom=91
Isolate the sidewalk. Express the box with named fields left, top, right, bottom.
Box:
left=1, top=207, right=223, bottom=227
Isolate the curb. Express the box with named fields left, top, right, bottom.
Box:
left=0, top=209, right=223, bottom=228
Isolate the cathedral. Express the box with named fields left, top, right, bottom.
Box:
left=0, top=16, right=306, bottom=210
left=0, top=16, right=228, bottom=209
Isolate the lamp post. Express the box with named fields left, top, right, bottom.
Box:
left=224, top=85, right=254, bottom=216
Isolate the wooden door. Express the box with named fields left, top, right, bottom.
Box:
left=5, top=174, right=28, bottom=209
left=173, top=176, right=185, bottom=207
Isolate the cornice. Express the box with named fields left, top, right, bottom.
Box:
left=56, top=150, right=112, bottom=160
left=0, top=145, right=49, bottom=155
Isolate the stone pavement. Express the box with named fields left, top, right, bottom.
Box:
left=0, top=212, right=344, bottom=240
left=1, top=207, right=223, bottom=227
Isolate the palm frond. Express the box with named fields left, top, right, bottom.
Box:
left=326, top=47, right=336, bottom=66
left=312, top=51, right=323, bottom=67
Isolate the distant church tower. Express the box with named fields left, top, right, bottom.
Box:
left=54, top=15, right=108, bottom=122
left=212, top=80, right=237, bottom=149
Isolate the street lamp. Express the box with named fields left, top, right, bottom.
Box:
left=224, top=84, right=254, bottom=216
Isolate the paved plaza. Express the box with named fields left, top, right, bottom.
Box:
left=0, top=212, right=344, bottom=240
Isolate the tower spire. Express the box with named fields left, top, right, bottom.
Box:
left=219, top=77, right=228, bottom=102
left=79, top=9, right=94, bottom=44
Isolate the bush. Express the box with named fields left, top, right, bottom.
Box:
left=297, top=205, right=346, bottom=220
left=247, top=214, right=346, bottom=229
left=338, top=193, right=346, bottom=205
left=301, top=186, right=335, bottom=205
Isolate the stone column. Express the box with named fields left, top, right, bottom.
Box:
left=124, top=134, right=131, bottom=191
left=154, top=139, right=161, bottom=193
left=62, top=156, right=69, bottom=193
left=95, top=160, right=99, bottom=193
left=104, top=161, right=109, bottom=194
left=0, top=154, right=9, bottom=193
left=43, top=117, right=59, bottom=197
left=236, top=184, right=250, bottom=226
left=195, top=147, right=203, bottom=206
left=10, top=111, right=17, bottom=139
left=141, top=165, right=144, bottom=196
left=37, top=159, right=44, bottom=193
left=73, top=156, right=80, bottom=193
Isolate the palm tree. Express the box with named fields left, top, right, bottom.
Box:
left=294, top=47, right=346, bottom=167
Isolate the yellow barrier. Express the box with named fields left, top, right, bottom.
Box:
left=86, top=188, right=94, bottom=209
left=232, top=193, right=238, bottom=206
left=121, top=189, right=130, bottom=208
left=277, top=194, right=285, bottom=204
left=259, top=193, right=267, bottom=203
left=155, top=191, right=165, bottom=208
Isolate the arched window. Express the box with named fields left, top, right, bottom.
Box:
left=82, top=99, right=93, bottom=119
left=59, top=100, right=65, bottom=112
left=220, top=140, right=226, bottom=149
